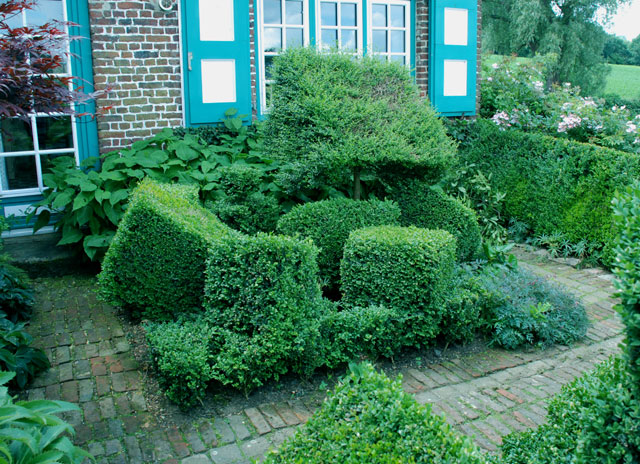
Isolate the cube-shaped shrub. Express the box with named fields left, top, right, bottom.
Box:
left=341, top=225, right=456, bottom=345
left=276, top=198, right=401, bottom=288
left=263, top=363, right=486, bottom=464
left=204, top=233, right=326, bottom=393
left=99, top=179, right=236, bottom=321
left=389, top=179, right=481, bottom=261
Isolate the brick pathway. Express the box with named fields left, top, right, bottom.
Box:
left=23, top=246, right=624, bottom=463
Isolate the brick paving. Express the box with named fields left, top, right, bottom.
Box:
left=22, top=246, right=624, bottom=463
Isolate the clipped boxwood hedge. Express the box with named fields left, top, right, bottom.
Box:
left=204, top=232, right=326, bottom=393
left=276, top=198, right=401, bottom=288
left=99, top=179, right=237, bottom=321
left=341, top=225, right=456, bottom=346
left=457, top=119, right=640, bottom=263
left=264, top=363, right=486, bottom=464
left=388, top=179, right=481, bottom=261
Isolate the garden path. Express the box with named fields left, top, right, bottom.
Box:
left=23, top=246, right=624, bottom=463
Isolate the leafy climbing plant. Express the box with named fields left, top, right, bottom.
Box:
left=27, top=110, right=279, bottom=261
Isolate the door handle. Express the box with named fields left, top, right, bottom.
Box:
left=188, top=52, right=193, bottom=71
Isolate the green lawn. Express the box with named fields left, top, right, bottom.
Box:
left=604, top=64, right=640, bottom=100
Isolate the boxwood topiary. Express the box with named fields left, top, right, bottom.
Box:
left=276, top=198, right=401, bottom=289
left=99, top=179, right=237, bottom=321
left=388, top=179, right=481, bottom=261
left=341, top=225, right=456, bottom=347
left=263, top=363, right=486, bottom=464
left=263, top=47, right=457, bottom=197
left=204, top=233, right=326, bottom=393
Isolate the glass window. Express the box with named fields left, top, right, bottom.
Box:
left=370, top=1, right=409, bottom=65
left=318, top=0, right=361, bottom=52
left=260, top=0, right=308, bottom=111
left=0, top=0, right=78, bottom=197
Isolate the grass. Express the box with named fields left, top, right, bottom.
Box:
left=603, top=64, right=640, bottom=100
left=485, top=55, right=640, bottom=101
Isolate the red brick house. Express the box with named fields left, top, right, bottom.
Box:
left=1, top=0, right=481, bottom=227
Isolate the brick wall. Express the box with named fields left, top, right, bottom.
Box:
left=88, top=0, right=183, bottom=154
left=415, top=0, right=429, bottom=98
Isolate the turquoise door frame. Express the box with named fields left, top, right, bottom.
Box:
left=181, top=0, right=252, bottom=125
left=429, top=0, right=477, bottom=116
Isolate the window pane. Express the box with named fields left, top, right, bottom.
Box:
left=372, top=30, right=387, bottom=52
left=0, top=119, right=33, bottom=152
left=391, top=55, right=405, bottom=64
left=341, top=3, right=357, bottom=27
left=40, top=152, right=74, bottom=176
left=285, top=0, right=303, bottom=25
left=264, top=27, right=282, bottom=51
left=374, top=54, right=387, bottom=62
left=342, top=29, right=356, bottom=50
left=37, top=116, right=73, bottom=150
left=321, top=29, right=338, bottom=47
left=391, top=30, right=405, bottom=53
left=372, top=4, right=387, bottom=27
left=321, top=2, right=337, bottom=26
left=264, top=0, right=282, bottom=24
left=0, top=156, right=37, bottom=190
left=25, top=0, right=64, bottom=27
left=390, top=5, right=405, bottom=27
left=264, top=55, right=275, bottom=79
left=286, top=27, right=303, bottom=47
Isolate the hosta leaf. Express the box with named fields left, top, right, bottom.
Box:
left=72, top=192, right=92, bottom=212
left=57, top=226, right=83, bottom=246
left=109, top=190, right=129, bottom=206
left=33, top=210, right=51, bottom=233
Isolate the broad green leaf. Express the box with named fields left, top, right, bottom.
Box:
left=72, top=192, right=92, bottom=211
left=52, top=190, right=74, bottom=210
left=79, top=181, right=97, bottom=192
left=33, top=210, right=51, bottom=233
left=57, top=226, right=83, bottom=246
left=109, top=190, right=129, bottom=206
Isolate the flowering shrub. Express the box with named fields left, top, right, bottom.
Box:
left=482, top=56, right=640, bottom=154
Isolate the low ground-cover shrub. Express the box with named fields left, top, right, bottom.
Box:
left=479, top=267, right=588, bottom=349
left=0, top=371, right=93, bottom=463
left=388, top=179, right=481, bottom=261
left=204, top=233, right=325, bottom=393
left=264, top=48, right=456, bottom=198
left=455, top=119, right=640, bottom=264
left=276, top=198, right=401, bottom=289
left=501, top=357, right=640, bottom=464
left=28, top=111, right=279, bottom=261
left=341, top=225, right=456, bottom=347
left=264, top=363, right=486, bottom=464
left=0, top=258, right=34, bottom=322
left=99, top=179, right=237, bottom=321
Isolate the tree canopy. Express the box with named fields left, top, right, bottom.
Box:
left=483, top=0, right=631, bottom=94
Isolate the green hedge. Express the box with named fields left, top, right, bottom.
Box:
left=264, top=363, right=486, bottom=464
left=276, top=198, right=401, bottom=288
left=612, top=182, right=640, bottom=395
left=501, top=357, right=640, bottom=463
left=388, top=179, right=481, bottom=261
left=99, top=179, right=236, bottom=321
left=145, top=321, right=217, bottom=408
left=341, top=225, right=456, bottom=346
left=319, top=304, right=404, bottom=368
left=204, top=233, right=326, bottom=393
left=457, top=119, right=640, bottom=263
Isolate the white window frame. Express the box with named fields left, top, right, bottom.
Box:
left=316, top=0, right=363, bottom=54
left=257, top=0, right=311, bottom=113
left=367, top=0, right=410, bottom=65
left=0, top=0, right=80, bottom=199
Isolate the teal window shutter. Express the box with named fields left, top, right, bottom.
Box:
left=67, top=0, right=100, bottom=161
left=429, top=0, right=477, bottom=116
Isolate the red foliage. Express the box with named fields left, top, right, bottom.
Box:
left=0, top=0, right=107, bottom=119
